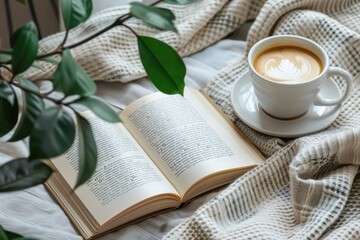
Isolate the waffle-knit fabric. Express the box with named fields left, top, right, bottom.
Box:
left=29, top=0, right=264, bottom=82
left=164, top=0, right=360, bottom=239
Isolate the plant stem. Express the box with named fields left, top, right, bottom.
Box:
left=62, top=22, right=117, bottom=51
left=36, top=0, right=163, bottom=59
left=0, top=65, right=12, bottom=74
left=43, top=88, right=55, bottom=96
left=0, top=68, right=62, bottom=105
left=0, top=65, right=14, bottom=83
left=0, top=0, right=164, bottom=63
left=0, top=0, right=165, bottom=105
left=58, top=30, right=70, bottom=49
left=122, top=24, right=139, bottom=36
left=36, top=21, right=117, bottom=60
left=9, top=80, right=63, bottom=104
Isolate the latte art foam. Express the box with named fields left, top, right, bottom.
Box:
left=254, top=46, right=323, bottom=83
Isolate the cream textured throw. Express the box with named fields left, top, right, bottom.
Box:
left=36, top=0, right=360, bottom=239
left=164, top=0, right=360, bottom=239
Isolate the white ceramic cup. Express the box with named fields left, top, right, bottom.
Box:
left=248, top=35, right=353, bottom=119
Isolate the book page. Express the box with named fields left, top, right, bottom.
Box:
left=51, top=111, right=179, bottom=225
left=121, top=88, right=264, bottom=197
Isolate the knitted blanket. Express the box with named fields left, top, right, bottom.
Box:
left=35, top=0, right=360, bottom=239
left=164, top=0, right=360, bottom=239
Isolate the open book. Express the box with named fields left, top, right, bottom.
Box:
left=45, top=88, right=264, bottom=239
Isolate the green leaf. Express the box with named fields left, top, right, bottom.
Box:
left=72, top=97, right=119, bottom=123
left=39, top=56, right=59, bottom=65
left=53, top=50, right=96, bottom=97
left=0, top=99, right=17, bottom=138
left=10, top=22, right=38, bottom=74
left=10, top=78, right=44, bottom=141
left=130, top=2, right=177, bottom=32
left=0, top=158, right=52, bottom=192
left=75, top=115, right=97, bottom=188
left=0, top=80, right=16, bottom=105
left=0, top=225, right=38, bottom=240
left=0, top=225, right=8, bottom=240
left=16, top=0, right=26, bottom=4
left=0, top=81, right=18, bottom=137
left=61, top=0, right=93, bottom=30
left=29, top=107, right=75, bottom=160
left=0, top=54, right=11, bottom=62
left=30, top=62, right=44, bottom=71
left=164, top=0, right=197, bottom=4
left=137, top=36, right=185, bottom=95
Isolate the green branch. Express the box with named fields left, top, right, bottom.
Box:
left=37, top=0, right=163, bottom=60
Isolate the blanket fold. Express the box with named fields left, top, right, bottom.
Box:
left=31, top=0, right=258, bottom=82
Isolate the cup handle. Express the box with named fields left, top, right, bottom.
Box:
left=314, top=67, right=353, bottom=106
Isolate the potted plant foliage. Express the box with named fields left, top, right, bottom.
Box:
left=0, top=0, right=194, bottom=238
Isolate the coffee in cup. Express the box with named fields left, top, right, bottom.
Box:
left=254, top=46, right=323, bottom=83
left=248, top=35, right=352, bottom=120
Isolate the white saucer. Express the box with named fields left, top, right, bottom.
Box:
left=231, top=70, right=342, bottom=138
